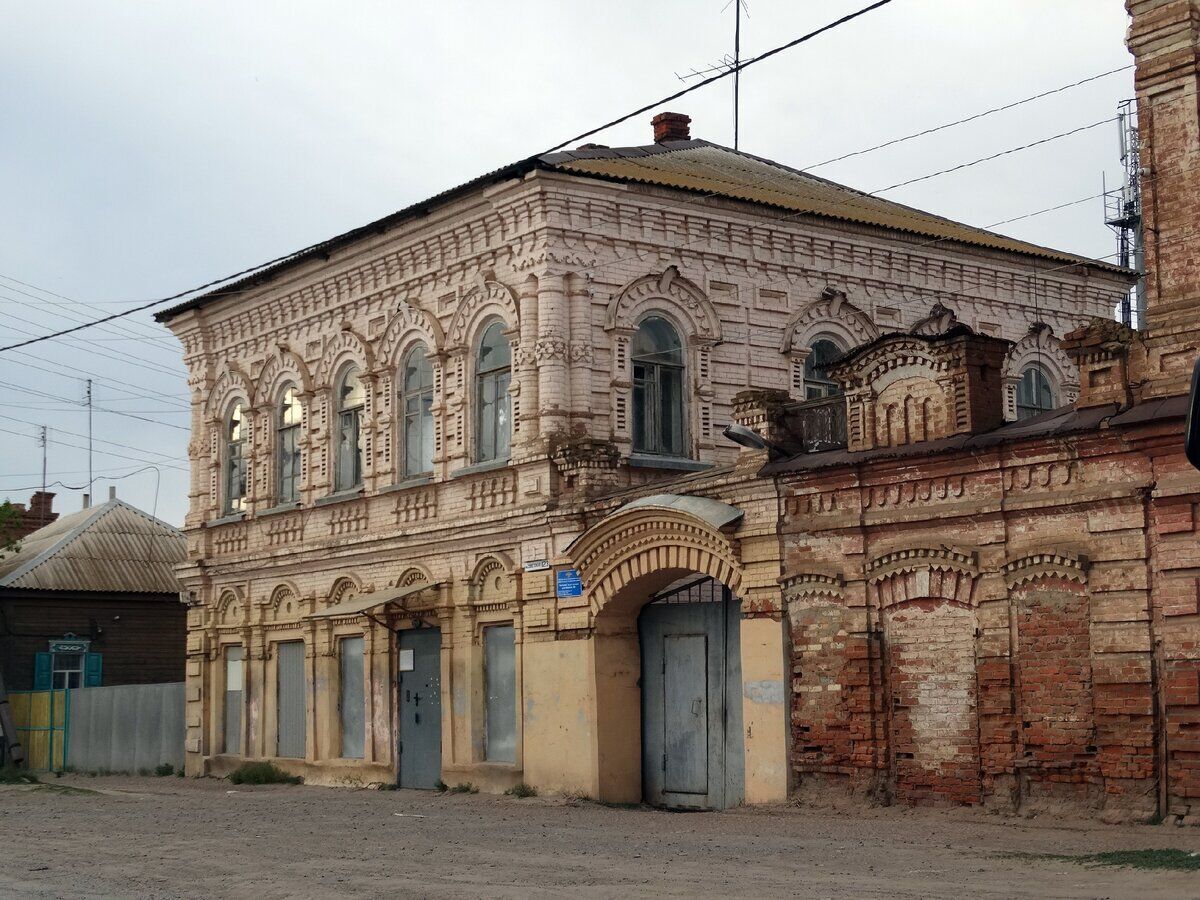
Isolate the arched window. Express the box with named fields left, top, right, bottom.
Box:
left=224, top=402, right=247, bottom=515
left=803, top=335, right=844, bottom=400
left=632, top=315, right=685, bottom=456
left=401, top=343, right=435, bottom=476
left=475, top=322, right=511, bottom=463
left=1016, top=364, right=1055, bottom=420
left=277, top=385, right=302, bottom=503
left=335, top=367, right=366, bottom=491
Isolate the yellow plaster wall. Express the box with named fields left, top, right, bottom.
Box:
left=740, top=616, right=790, bottom=803
left=520, top=638, right=598, bottom=796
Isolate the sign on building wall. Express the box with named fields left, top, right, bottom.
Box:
left=556, top=569, right=583, bottom=599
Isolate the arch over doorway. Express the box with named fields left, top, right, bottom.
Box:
left=567, top=495, right=747, bottom=806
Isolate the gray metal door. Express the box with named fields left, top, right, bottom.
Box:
left=640, top=581, right=744, bottom=809
left=398, top=629, right=441, bottom=789
left=276, top=641, right=306, bottom=759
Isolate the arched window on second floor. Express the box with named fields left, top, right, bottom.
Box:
left=475, top=322, right=511, bottom=464
left=1016, top=363, right=1056, bottom=420
left=335, top=366, right=366, bottom=492
left=803, top=334, right=844, bottom=400
left=277, top=384, right=302, bottom=503
left=224, top=401, right=247, bottom=515
left=632, top=315, right=685, bottom=457
left=401, top=343, right=435, bottom=477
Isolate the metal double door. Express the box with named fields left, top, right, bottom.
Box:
left=639, top=593, right=744, bottom=809
left=397, top=629, right=442, bottom=789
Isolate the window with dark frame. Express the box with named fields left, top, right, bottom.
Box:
left=1016, top=364, right=1056, bottom=420
left=335, top=367, right=365, bottom=492
left=802, top=335, right=844, bottom=400
left=475, top=322, right=511, bottom=464
left=277, top=385, right=302, bottom=503
left=401, top=344, right=435, bottom=477
left=224, top=401, right=247, bottom=514
left=631, top=316, right=685, bottom=457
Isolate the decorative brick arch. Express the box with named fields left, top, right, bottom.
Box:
left=215, top=588, right=247, bottom=627
left=1001, top=324, right=1079, bottom=421
left=325, top=575, right=360, bottom=608
left=447, top=280, right=519, bottom=348
left=570, top=503, right=744, bottom=621
left=1002, top=549, right=1089, bottom=589
left=317, top=324, right=375, bottom=385
left=265, top=581, right=307, bottom=621
left=604, top=266, right=721, bottom=341
left=254, top=344, right=313, bottom=406
left=378, top=300, right=445, bottom=367
left=867, top=545, right=979, bottom=609
left=204, top=363, right=253, bottom=423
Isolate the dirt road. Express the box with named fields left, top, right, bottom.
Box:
left=2, top=775, right=1199, bottom=898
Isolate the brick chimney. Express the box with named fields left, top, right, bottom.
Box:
left=652, top=112, right=691, bottom=143
left=1126, top=0, right=1200, bottom=397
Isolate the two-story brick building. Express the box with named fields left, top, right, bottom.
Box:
left=158, top=82, right=1142, bottom=804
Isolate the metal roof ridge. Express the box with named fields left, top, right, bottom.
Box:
left=0, top=501, right=116, bottom=587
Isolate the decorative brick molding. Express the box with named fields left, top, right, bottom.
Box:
left=604, top=266, right=722, bottom=341
left=867, top=545, right=979, bottom=607
left=570, top=506, right=744, bottom=617
left=781, top=571, right=844, bottom=603
left=1001, top=323, right=1079, bottom=421
left=1002, top=550, right=1089, bottom=589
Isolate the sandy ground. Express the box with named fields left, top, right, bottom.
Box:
left=2, top=776, right=1200, bottom=899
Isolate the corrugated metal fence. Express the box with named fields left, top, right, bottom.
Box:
left=8, top=682, right=184, bottom=773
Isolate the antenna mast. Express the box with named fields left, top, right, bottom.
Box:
left=39, top=425, right=47, bottom=495
left=85, top=379, right=93, bottom=501
left=733, top=0, right=743, bottom=149
left=1104, top=99, right=1145, bottom=330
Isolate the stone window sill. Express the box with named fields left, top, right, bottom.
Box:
left=314, top=488, right=365, bottom=507
left=452, top=458, right=511, bottom=478
left=206, top=512, right=246, bottom=527
left=258, top=501, right=301, bottom=517
left=379, top=475, right=433, bottom=494
left=628, top=454, right=711, bottom=472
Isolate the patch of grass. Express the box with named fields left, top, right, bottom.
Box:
left=448, top=781, right=478, bottom=794
left=434, top=779, right=448, bottom=793
left=154, top=763, right=175, bottom=777
left=504, top=782, right=537, bottom=798
left=1004, top=849, right=1200, bottom=872
left=0, top=768, right=38, bottom=785
left=376, top=782, right=400, bottom=791
left=227, top=761, right=303, bottom=786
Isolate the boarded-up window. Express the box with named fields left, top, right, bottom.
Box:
left=224, top=646, right=244, bottom=756
left=340, top=636, right=365, bottom=759
left=484, top=625, right=516, bottom=763
left=276, top=641, right=306, bottom=759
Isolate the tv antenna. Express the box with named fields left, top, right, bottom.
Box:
left=675, top=0, right=751, bottom=149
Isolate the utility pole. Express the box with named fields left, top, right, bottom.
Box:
left=85, top=379, right=93, bottom=502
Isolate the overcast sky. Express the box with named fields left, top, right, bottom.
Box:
left=0, top=0, right=1133, bottom=526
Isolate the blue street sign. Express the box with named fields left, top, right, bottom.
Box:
left=556, top=569, right=583, bottom=598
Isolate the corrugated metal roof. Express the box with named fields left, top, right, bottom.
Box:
left=546, top=141, right=1125, bottom=270
left=0, top=499, right=184, bottom=594
left=156, top=138, right=1130, bottom=324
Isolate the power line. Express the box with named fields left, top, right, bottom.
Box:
left=0, top=379, right=190, bottom=431
left=0, top=2, right=899, bottom=356
left=542, top=0, right=897, bottom=155
left=0, top=424, right=187, bottom=471
left=805, top=64, right=1133, bottom=170
left=0, top=316, right=186, bottom=379
left=0, top=412, right=187, bottom=467
left=3, top=350, right=190, bottom=408
left=873, top=116, right=1117, bottom=194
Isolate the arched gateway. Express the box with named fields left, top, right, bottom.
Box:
left=568, top=495, right=751, bottom=809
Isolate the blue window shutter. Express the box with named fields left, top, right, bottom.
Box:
left=84, top=653, right=102, bottom=687
left=33, top=652, right=52, bottom=690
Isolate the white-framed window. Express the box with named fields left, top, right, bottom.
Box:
left=475, top=322, right=511, bottom=464
left=401, top=344, right=435, bottom=477
left=335, top=367, right=365, bottom=492
left=224, top=401, right=248, bottom=515
left=1016, top=364, right=1056, bottom=420
left=52, top=651, right=84, bottom=689
left=803, top=334, right=844, bottom=400
left=631, top=315, right=685, bottom=456
left=277, top=385, right=302, bottom=503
